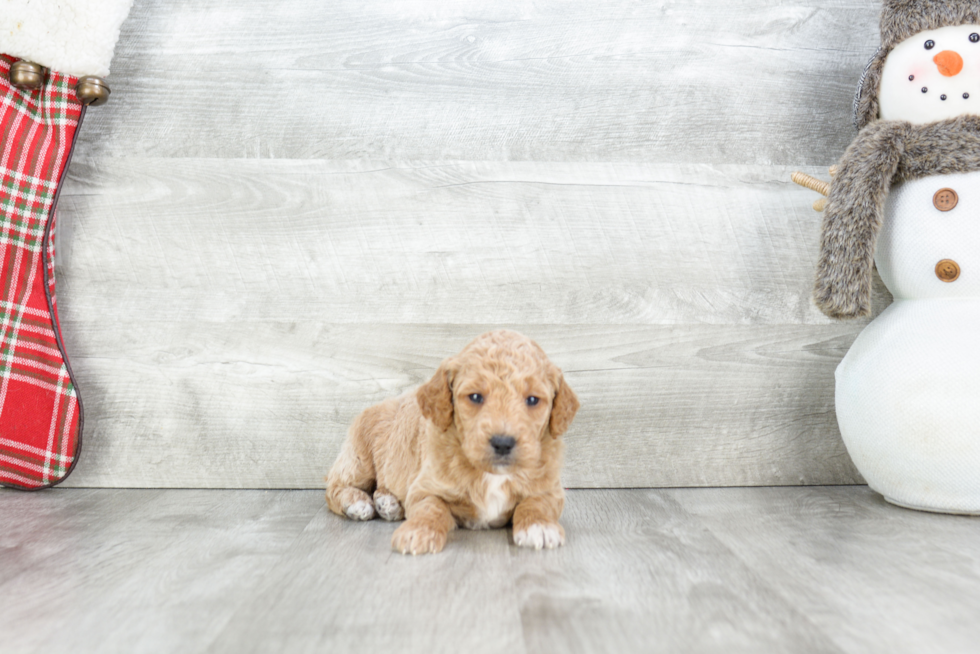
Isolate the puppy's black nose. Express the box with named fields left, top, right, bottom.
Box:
left=490, top=435, right=516, bottom=457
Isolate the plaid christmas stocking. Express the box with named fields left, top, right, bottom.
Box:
left=0, top=57, right=85, bottom=489
left=0, top=0, right=132, bottom=489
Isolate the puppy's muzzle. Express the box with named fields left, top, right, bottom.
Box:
left=490, top=435, right=516, bottom=458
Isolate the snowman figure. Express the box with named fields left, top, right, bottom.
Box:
left=805, top=0, right=980, bottom=514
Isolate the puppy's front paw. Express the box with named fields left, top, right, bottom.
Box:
left=391, top=521, right=447, bottom=555
left=374, top=490, right=405, bottom=522
left=514, top=522, right=565, bottom=550
left=345, top=499, right=376, bottom=521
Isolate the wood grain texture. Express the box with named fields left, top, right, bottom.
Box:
left=53, top=159, right=880, bottom=488
left=56, top=160, right=891, bottom=326
left=0, top=489, right=319, bottom=654
left=77, top=0, right=878, bottom=164
left=46, top=0, right=892, bottom=488
left=57, top=323, right=864, bottom=489
left=209, top=489, right=841, bottom=654
left=3, top=487, right=980, bottom=653
left=675, top=486, right=980, bottom=654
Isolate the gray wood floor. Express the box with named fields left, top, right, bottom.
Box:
left=2, top=486, right=978, bottom=654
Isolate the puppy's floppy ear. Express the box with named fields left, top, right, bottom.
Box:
left=549, top=372, right=579, bottom=438
left=416, top=359, right=456, bottom=432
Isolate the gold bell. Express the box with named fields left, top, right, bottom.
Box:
left=75, top=76, right=110, bottom=106
left=9, top=61, right=46, bottom=90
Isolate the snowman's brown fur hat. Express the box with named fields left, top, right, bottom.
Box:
left=854, top=0, right=980, bottom=129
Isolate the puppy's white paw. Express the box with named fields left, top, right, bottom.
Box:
left=345, top=500, right=376, bottom=521
left=514, top=522, right=565, bottom=550
left=374, top=492, right=405, bottom=521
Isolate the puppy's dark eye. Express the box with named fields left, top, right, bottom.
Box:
left=925, top=40, right=936, bottom=50
left=468, top=393, right=484, bottom=405
left=526, top=396, right=540, bottom=407
left=971, top=33, right=979, bottom=43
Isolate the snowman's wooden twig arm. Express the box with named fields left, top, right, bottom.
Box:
left=791, top=172, right=830, bottom=197
left=813, top=121, right=910, bottom=319
left=791, top=171, right=833, bottom=211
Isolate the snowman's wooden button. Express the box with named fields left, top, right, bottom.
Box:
left=933, top=188, right=958, bottom=211
left=936, top=259, right=960, bottom=282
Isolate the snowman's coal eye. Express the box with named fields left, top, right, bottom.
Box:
left=971, top=33, right=980, bottom=43
left=909, top=74, right=915, bottom=81
left=925, top=40, right=936, bottom=49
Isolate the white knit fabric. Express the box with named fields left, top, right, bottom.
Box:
left=837, top=300, right=980, bottom=513
left=878, top=172, right=980, bottom=299
left=0, top=0, right=134, bottom=77
left=836, top=171, right=980, bottom=514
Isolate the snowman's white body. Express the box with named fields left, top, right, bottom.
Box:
left=836, top=171, right=980, bottom=513
left=832, top=24, right=980, bottom=513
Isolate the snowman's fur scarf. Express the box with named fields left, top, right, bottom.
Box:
left=855, top=1, right=980, bottom=129
left=815, top=115, right=980, bottom=319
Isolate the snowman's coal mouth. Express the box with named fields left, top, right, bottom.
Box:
left=918, top=86, right=972, bottom=101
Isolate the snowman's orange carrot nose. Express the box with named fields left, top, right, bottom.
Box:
left=934, top=50, right=964, bottom=77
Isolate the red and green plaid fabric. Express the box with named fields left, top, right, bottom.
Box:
left=0, top=55, right=84, bottom=490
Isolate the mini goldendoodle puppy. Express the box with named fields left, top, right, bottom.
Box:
left=325, top=330, right=579, bottom=555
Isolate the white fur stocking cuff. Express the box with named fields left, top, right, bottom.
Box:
left=0, top=0, right=134, bottom=78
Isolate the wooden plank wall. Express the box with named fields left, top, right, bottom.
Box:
left=54, top=0, right=886, bottom=488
